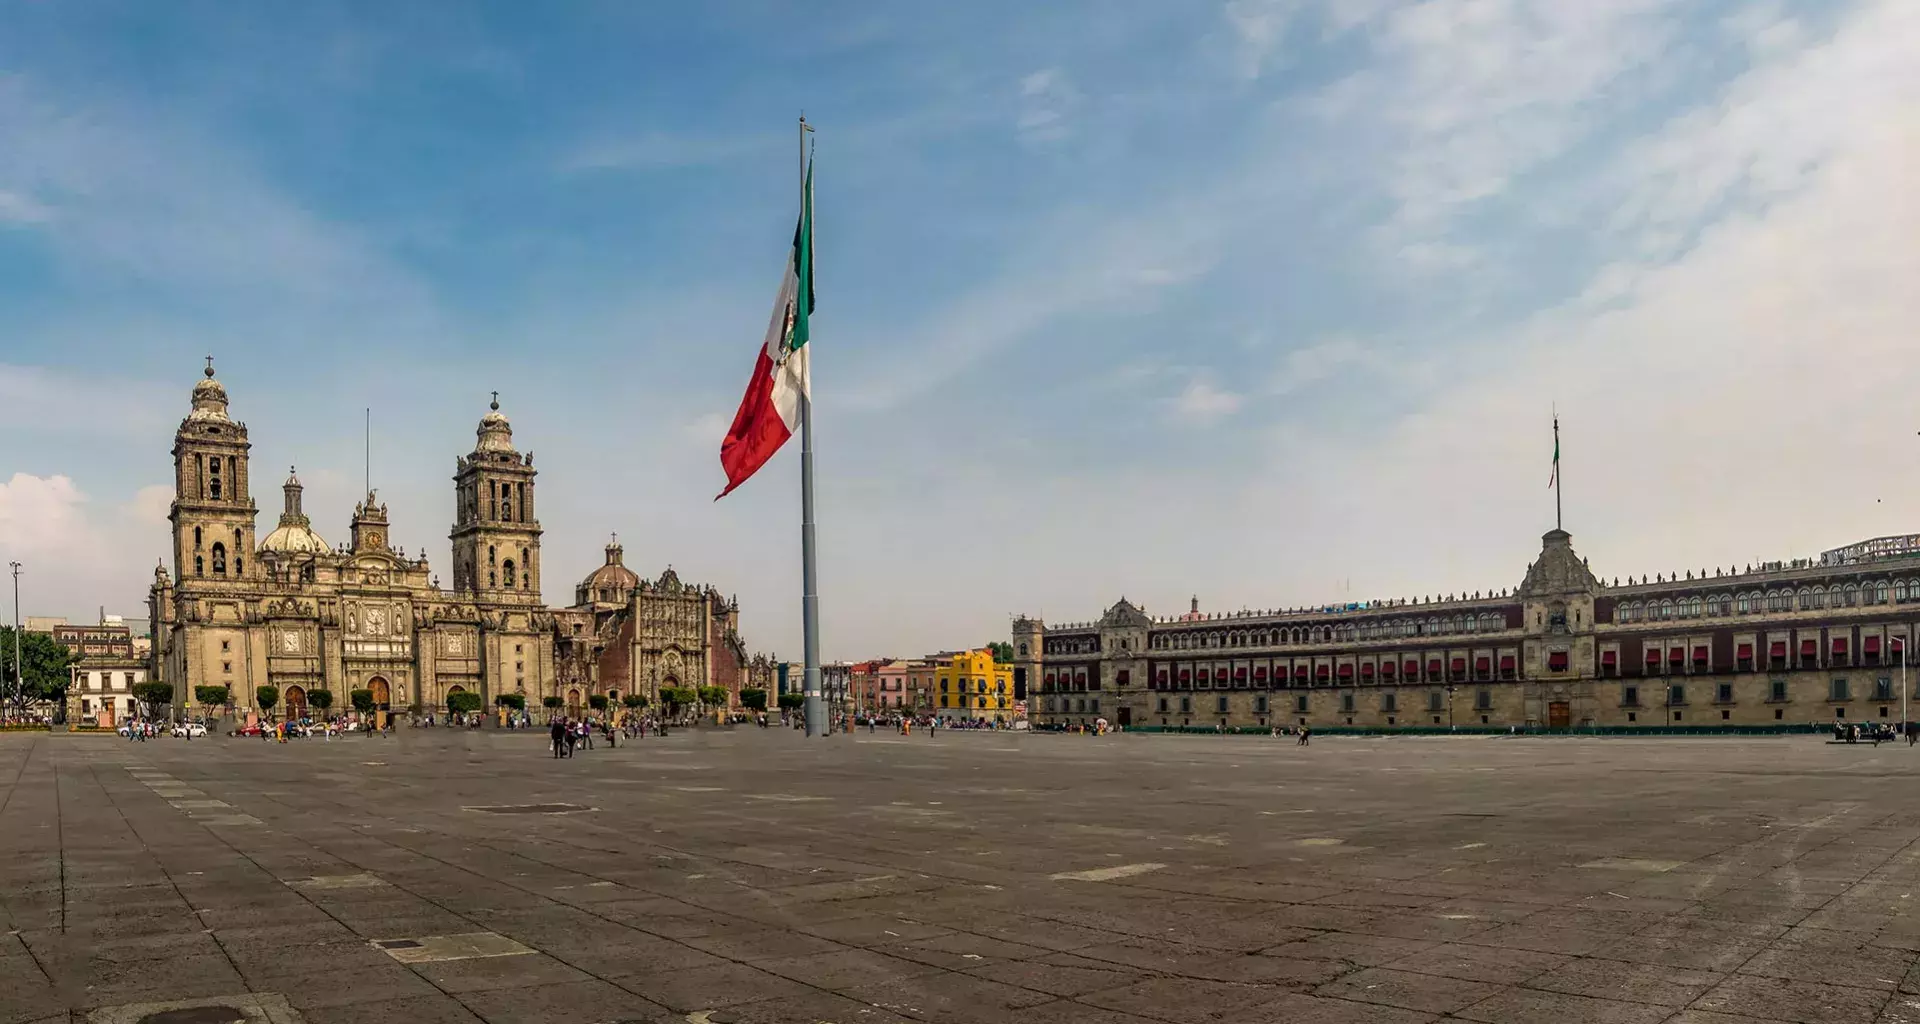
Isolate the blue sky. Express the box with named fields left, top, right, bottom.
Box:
left=3, top=0, right=1917, bottom=658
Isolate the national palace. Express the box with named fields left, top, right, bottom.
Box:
left=1015, top=527, right=1920, bottom=730
left=133, top=359, right=775, bottom=722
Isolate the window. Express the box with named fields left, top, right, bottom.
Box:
left=195, top=555, right=204, bottom=576
left=1623, top=685, right=1640, bottom=706
left=1668, top=684, right=1686, bottom=705
left=1830, top=678, right=1850, bottom=702
left=1877, top=677, right=1894, bottom=701
left=211, top=542, right=227, bottom=574
left=1382, top=692, right=1397, bottom=712
left=222, top=662, right=232, bottom=674
left=1341, top=693, right=1355, bottom=712
left=193, top=526, right=202, bottom=548
left=1737, top=593, right=1751, bottom=614
left=1216, top=696, right=1228, bottom=714
left=1294, top=695, right=1308, bottom=713
left=1427, top=690, right=1443, bottom=711
left=1474, top=689, right=1490, bottom=710
left=1770, top=679, right=1787, bottom=702
left=1181, top=697, right=1193, bottom=713
left=1716, top=683, right=1733, bottom=703
left=503, top=560, right=517, bottom=588
left=1157, top=697, right=1168, bottom=713
left=1255, top=695, right=1268, bottom=714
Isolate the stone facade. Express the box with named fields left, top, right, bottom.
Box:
left=1017, top=528, right=1920, bottom=730
left=144, top=360, right=773, bottom=719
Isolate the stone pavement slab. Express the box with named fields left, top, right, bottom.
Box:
left=7, top=729, right=1920, bottom=1022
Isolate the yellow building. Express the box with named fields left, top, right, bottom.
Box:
left=934, top=648, right=1014, bottom=722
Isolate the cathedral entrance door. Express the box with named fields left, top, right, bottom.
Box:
left=1548, top=701, right=1571, bottom=729
left=369, top=676, right=391, bottom=729
left=1117, top=706, right=1131, bottom=728
left=567, top=688, right=581, bottom=718
left=285, top=686, right=308, bottom=721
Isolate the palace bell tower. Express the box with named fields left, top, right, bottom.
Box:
left=449, top=393, right=542, bottom=603
left=169, top=358, right=260, bottom=583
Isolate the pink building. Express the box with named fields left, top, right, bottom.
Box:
left=875, top=660, right=910, bottom=708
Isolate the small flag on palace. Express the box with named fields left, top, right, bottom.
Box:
left=1548, top=417, right=1559, bottom=489
left=717, top=163, right=815, bottom=500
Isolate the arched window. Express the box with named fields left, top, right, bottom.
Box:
left=488, top=545, right=496, bottom=565
left=193, top=526, right=202, bottom=548
left=234, top=528, right=243, bottom=547
left=1874, top=582, right=1890, bottom=605
left=211, top=542, right=227, bottom=575
left=1843, top=584, right=1860, bottom=608
left=235, top=555, right=243, bottom=576
left=1797, top=588, right=1813, bottom=610
left=1898, top=581, right=1910, bottom=603
left=1736, top=593, right=1751, bottom=614
left=209, top=458, right=222, bottom=500
left=489, top=570, right=497, bottom=588
left=301, top=564, right=315, bottom=583
left=1659, top=599, right=1673, bottom=619
left=195, top=555, right=204, bottom=576
left=503, top=560, right=517, bottom=588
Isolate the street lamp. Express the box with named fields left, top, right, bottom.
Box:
left=8, top=561, right=20, bottom=722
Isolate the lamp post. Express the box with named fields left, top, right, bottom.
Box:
left=8, top=561, right=20, bottom=722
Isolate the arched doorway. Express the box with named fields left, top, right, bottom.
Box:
left=369, top=676, right=391, bottom=728
left=284, top=685, right=308, bottom=720
left=566, top=687, right=581, bottom=717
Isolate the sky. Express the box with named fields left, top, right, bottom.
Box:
left=1, top=0, right=1916, bottom=659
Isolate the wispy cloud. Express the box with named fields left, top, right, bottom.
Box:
left=1016, top=68, right=1079, bottom=143
left=1166, top=376, right=1244, bottom=425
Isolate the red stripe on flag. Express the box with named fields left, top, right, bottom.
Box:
left=716, top=346, right=794, bottom=499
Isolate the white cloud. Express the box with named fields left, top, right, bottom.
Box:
left=1223, top=0, right=1302, bottom=80
left=1016, top=68, right=1079, bottom=142
left=1271, top=335, right=1382, bottom=395
left=0, top=188, right=50, bottom=224
left=0, top=473, right=170, bottom=622
left=1166, top=377, right=1244, bottom=425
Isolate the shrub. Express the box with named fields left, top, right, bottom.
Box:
left=777, top=692, right=805, bottom=711
left=306, top=689, right=334, bottom=711
left=193, top=685, right=230, bottom=708
left=542, top=695, right=564, bottom=709
left=739, top=688, right=768, bottom=712
left=697, top=686, right=728, bottom=707
left=446, top=691, right=484, bottom=715
left=621, top=693, right=648, bottom=709
left=349, top=689, right=375, bottom=714
left=255, top=685, right=279, bottom=713
left=588, top=694, right=609, bottom=711
left=495, top=693, right=526, bottom=710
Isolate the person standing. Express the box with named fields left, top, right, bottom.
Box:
left=550, top=717, right=566, bottom=759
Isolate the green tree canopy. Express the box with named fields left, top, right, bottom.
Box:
left=130, top=682, right=173, bottom=717
left=777, top=692, right=805, bottom=711
left=349, top=689, right=375, bottom=714
left=987, top=641, right=1015, bottom=663
left=495, top=693, right=526, bottom=710
left=193, top=685, right=230, bottom=708
left=255, top=685, right=279, bottom=713
left=0, top=627, right=79, bottom=709
left=739, top=688, right=768, bottom=712
left=587, top=694, right=609, bottom=711
left=306, top=689, right=334, bottom=711
left=446, top=691, right=483, bottom=715
left=696, top=686, right=728, bottom=706
left=621, top=693, right=648, bottom=709
left=542, top=695, right=565, bottom=709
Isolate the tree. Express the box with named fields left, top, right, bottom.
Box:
left=130, top=682, right=173, bottom=719
left=621, top=693, right=648, bottom=709
left=542, top=695, right=564, bottom=710
left=193, top=685, right=230, bottom=709
left=495, top=693, right=526, bottom=711
left=987, top=642, right=1015, bottom=664
left=777, top=692, right=805, bottom=711
left=255, top=685, right=279, bottom=716
left=739, top=688, right=768, bottom=712
left=697, top=686, right=728, bottom=707
left=588, top=694, right=609, bottom=712
left=0, top=626, right=78, bottom=710
left=660, top=687, right=696, bottom=712
left=349, top=689, right=375, bottom=714
left=306, top=689, right=334, bottom=712
left=447, top=691, right=483, bottom=715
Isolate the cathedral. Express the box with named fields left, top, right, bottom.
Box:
left=137, top=359, right=775, bottom=721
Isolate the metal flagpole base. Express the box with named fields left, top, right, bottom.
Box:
left=805, top=691, right=825, bottom=737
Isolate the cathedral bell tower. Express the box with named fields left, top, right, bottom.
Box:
left=169, top=358, right=260, bottom=583
left=449, top=393, right=542, bottom=603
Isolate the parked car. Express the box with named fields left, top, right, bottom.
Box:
left=172, top=722, right=208, bottom=738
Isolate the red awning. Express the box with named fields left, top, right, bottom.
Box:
left=1234, top=667, right=1247, bottom=679
left=1075, top=673, right=1087, bottom=682
left=1044, top=673, right=1056, bottom=683
left=1692, top=646, right=1708, bottom=662
left=1450, top=658, right=1466, bottom=671
left=1549, top=651, right=1569, bottom=669
left=1178, top=670, right=1191, bottom=681
left=1770, top=641, right=1787, bottom=656
left=1294, top=665, right=1308, bottom=677
left=1601, top=650, right=1617, bottom=665
left=1253, top=666, right=1267, bottom=679
left=1668, top=648, right=1684, bottom=663
left=1801, top=639, right=1817, bottom=655
left=1338, top=664, right=1353, bottom=678
left=1215, top=668, right=1229, bottom=681
left=1315, top=664, right=1330, bottom=677
left=1361, top=662, right=1375, bottom=677
left=1833, top=637, right=1848, bottom=653
left=1428, top=659, right=1442, bottom=674
left=1866, top=636, right=1882, bottom=653
left=1381, top=662, right=1397, bottom=677
left=1475, top=657, right=1491, bottom=671
left=1736, top=643, right=1752, bottom=659
left=1156, top=670, right=1168, bottom=682
left=1646, top=649, right=1661, bottom=664
left=1499, top=655, right=1515, bottom=669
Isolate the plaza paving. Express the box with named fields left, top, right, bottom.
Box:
left=6, top=729, right=1920, bottom=1024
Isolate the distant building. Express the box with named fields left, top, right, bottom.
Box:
left=935, top=648, right=1014, bottom=723
left=53, top=614, right=147, bottom=727
left=23, top=616, right=66, bottom=635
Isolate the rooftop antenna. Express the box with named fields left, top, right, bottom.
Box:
left=364, top=407, right=371, bottom=497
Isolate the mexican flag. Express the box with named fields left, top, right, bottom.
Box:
left=717, top=163, right=814, bottom=500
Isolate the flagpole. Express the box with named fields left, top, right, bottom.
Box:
left=798, top=114, right=824, bottom=739
left=1553, top=413, right=1562, bottom=532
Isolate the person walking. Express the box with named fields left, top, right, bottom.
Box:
left=550, top=717, right=566, bottom=759
left=1297, top=724, right=1311, bottom=747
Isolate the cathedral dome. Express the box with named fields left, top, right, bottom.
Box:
left=188, top=357, right=232, bottom=422
left=475, top=392, right=516, bottom=453
left=577, top=535, right=638, bottom=603
left=260, top=521, right=331, bottom=554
